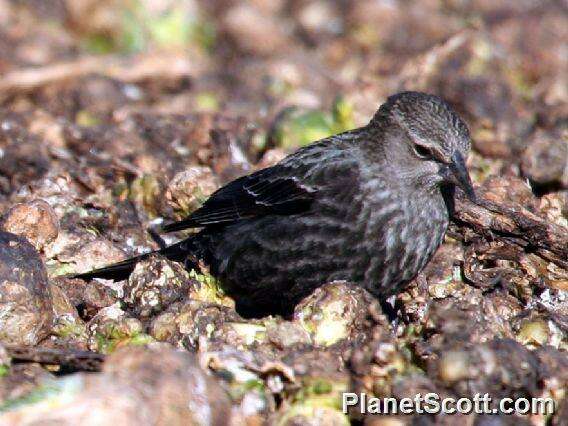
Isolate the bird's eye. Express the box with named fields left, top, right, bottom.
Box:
left=413, top=144, right=431, bottom=159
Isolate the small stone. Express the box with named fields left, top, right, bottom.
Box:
left=222, top=4, right=289, bottom=55
left=70, top=239, right=126, bottom=275
left=149, top=300, right=240, bottom=348
left=86, top=304, right=146, bottom=353
left=0, top=342, right=10, bottom=368
left=166, top=166, right=218, bottom=218
left=521, top=129, right=568, bottom=189
left=257, top=148, right=287, bottom=169
left=293, top=281, right=371, bottom=347
left=123, top=256, right=190, bottom=318
left=266, top=321, right=311, bottom=348
left=298, top=1, right=340, bottom=37
left=277, top=405, right=349, bottom=426
left=539, top=191, right=568, bottom=228
left=0, top=232, right=52, bottom=345
left=50, top=284, right=88, bottom=348
left=52, top=277, right=118, bottom=314
left=128, top=174, right=163, bottom=217
left=0, top=363, right=53, bottom=405
left=0, top=199, right=59, bottom=250
left=438, top=350, right=471, bottom=383
left=517, top=319, right=550, bottom=348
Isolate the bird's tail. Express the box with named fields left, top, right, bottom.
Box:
left=70, top=241, right=189, bottom=281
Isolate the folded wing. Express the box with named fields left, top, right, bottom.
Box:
left=161, top=166, right=315, bottom=232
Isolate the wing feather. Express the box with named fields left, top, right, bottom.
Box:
left=161, top=165, right=315, bottom=232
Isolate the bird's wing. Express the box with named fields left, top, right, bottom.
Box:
left=161, top=165, right=315, bottom=232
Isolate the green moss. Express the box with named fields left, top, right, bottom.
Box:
left=129, top=174, right=162, bottom=217
left=0, top=377, right=83, bottom=413
left=195, top=92, right=220, bottom=112
left=83, top=1, right=216, bottom=54
left=312, top=379, right=333, bottom=395
left=227, top=379, right=267, bottom=404
left=188, top=269, right=234, bottom=307
left=112, top=180, right=129, bottom=198
left=53, top=320, right=88, bottom=341
left=504, top=65, right=535, bottom=101
left=147, top=7, right=190, bottom=49
left=46, top=261, right=76, bottom=278
left=127, top=333, right=155, bottom=346
left=293, top=377, right=349, bottom=410
left=0, top=365, right=9, bottom=377
left=75, top=110, right=101, bottom=127
left=273, top=98, right=356, bottom=149
left=187, top=19, right=216, bottom=52
left=94, top=330, right=154, bottom=354
left=83, top=33, right=116, bottom=54
left=332, top=96, right=355, bottom=132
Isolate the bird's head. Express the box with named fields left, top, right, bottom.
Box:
left=370, top=91, right=476, bottom=202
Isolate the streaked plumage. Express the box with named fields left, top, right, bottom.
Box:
left=74, top=92, right=475, bottom=317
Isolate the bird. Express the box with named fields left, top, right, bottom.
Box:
left=74, top=91, right=476, bottom=317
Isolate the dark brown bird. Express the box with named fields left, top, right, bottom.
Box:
left=75, top=91, right=476, bottom=317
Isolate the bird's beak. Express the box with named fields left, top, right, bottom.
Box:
left=445, top=151, right=476, bottom=203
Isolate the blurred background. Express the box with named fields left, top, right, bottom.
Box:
left=0, top=0, right=566, bottom=176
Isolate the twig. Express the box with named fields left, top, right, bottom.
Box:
left=453, top=191, right=568, bottom=269
left=0, top=52, right=207, bottom=102
left=5, top=346, right=105, bottom=372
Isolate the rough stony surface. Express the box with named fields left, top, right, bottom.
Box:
left=0, top=232, right=52, bottom=345
left=123, top=256, right=191, bottom=318
left=0, top=1, right=566, bottom=424
left=166, top=166, right=219, bottom=218
left=293, top=281, right=373, bottom=347
left=0, top=199, right=59, bottom=250
left=0, top=346, right=232, bottom=425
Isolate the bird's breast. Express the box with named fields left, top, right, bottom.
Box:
left=359, top=186, right=449, bottom=296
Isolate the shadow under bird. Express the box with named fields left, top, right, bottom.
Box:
left=74, top=91, right=476, bottom=317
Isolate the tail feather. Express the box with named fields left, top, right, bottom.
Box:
left=70, top=241, right=188, bottom=281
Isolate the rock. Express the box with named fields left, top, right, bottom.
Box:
left=293, top=281, right=371, bottom=347
left=266, top=321, right=311, bottom=348
left=257, top=148, right=287, bottom=169
left=0, top=199, right=59, bottom=250
left=0, top=343, right=9, bottom=367
left=521, top=129, right=568, bottom=189
left=539, top=191, right=568, bottom=228
left=67, top=239, right=126, bottom=275
left=0, top=124, right=50, bottom=195
left=0, top=346, right=231, bottom=425
left=166, top=166, right=219, bottom=218
left=438, top=350, right=472, bottom=383
left=0, top=232, right=52, bottom=345
left=216, top=322, right=268, bottom=348
left=0, top=364, right=53, bottom=406
left=52, top=276, right=118, bottom=314
left=222, top=4, right=290, bottom=55
left=149, top=299, right=240, bottom=348
left=297, top=1, right=341, bottom=39
left=123, top=256, right=190, bottom=318
left=430, top=339, right=541, bottom=400
left=50, top=283, right=88, bottom=348
left=276, top=405, right=349, bottom=426
left=86, top=304, right=149, bottom=353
